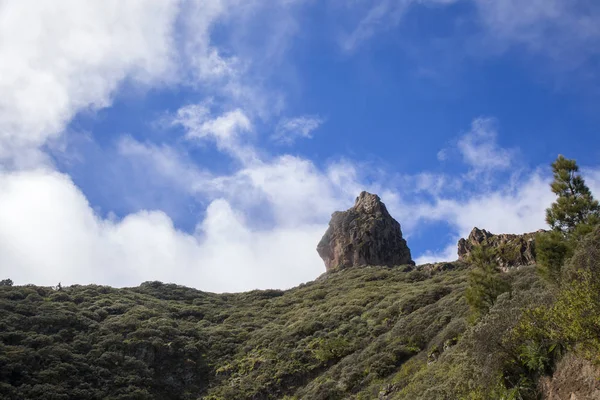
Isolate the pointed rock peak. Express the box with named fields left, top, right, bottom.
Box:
left=354, top=191, right=387, bottom=214
left=317, top=192, right=414, bottom=272
left=467, top=227, right=494, bottom=242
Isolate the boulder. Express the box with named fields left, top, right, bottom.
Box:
left=317, top=191, right=414, bottom=271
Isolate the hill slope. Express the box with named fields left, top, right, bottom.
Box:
left=0, top=262, right=550, bottom=400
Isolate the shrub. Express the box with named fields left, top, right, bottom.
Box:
left=464, top=246, right=511, bottom=321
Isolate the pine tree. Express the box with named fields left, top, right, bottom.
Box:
left=537, top=155, right=600, bottom=285
left=546, top=155, right=600, bottom=235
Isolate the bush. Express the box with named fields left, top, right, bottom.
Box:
left=536, top=230, right=573, bottom=285
left=464, top=246, right=511, bottom=320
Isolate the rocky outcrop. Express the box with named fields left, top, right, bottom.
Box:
left=540, top=352, right=600, bottom=400
left=457, top=227, right=540, bottom=270
left=317, top=191, right=414, bottom=271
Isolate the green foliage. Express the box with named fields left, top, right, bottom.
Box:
left=465, top=246, right=511, bottom=320
left=517, top=341, right=560, bottom=376
left=499, top=226, right=600, bottom=400
left=4, top=249, right=595, bottom=400
left=311, top=336, right=352, bottom=363
left=519, top=227, right=600, bottom=362
left=0, top=279, right=13, bottom=287
left=536, top=156, right=600, bottom=286
left=493, top=160, right=600, bottom=397
left=0, top=265, right=473, bottom=400
left=535, top=230, right=573, bottom=285
left=545, top=155, right=600, bottom=234
left=395, top=266, right=551, bottom=400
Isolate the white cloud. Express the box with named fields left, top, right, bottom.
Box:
left=411, top=173, right=460, bottom=196
left=0, top=168, right=327, bottom=292
left=172, top=102, right=253, bottom=159
left=437, top=149, right=448, bottom=162
left=3, top=157, right=583, bottom=289
left=415, top=243, right=458, bottom=265
left=0, top=1, right=359, bottom=292
left=178, top=0, right=309, bottom=120
left=116, top=133, right=359, bottom=228
left=113, top=112, right=580, bottom=271
left=456, top=117, right=514, bottom=173
left=472, top=0, right=600, bottom=66
left=181, top=0, right=240, bottom=82
left=585, top=168, right=600, bottom=197
left=272, top=115, right=324, bottom=145
left=411, top=165, right=600, bottom=264
left=6, top=129, right=600, bottom=289
left=116, top=136, right=217, bottom=198
left=434, top=117, right=516, bottom=185
left=410, top=173, right=554, bottom=265
left=237, top=156, right=349, bottom=226
left=0, top=0, right=179, bottom=162
left=0, top=0, right=296, bottom=165
left=111, top=109, right=600, bottom=273
left=426, top=171, right=554, bottom=236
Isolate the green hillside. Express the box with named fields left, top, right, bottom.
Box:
left=0, top=261, right=550, bottom=400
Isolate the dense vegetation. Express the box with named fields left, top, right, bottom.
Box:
left=0, top=259, right=564, bottom=399
left=0, top=263, right=473, bottom=399
left=2, top=155, right=600, bottom=399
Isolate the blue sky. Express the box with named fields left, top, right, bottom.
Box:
left=1, top=0, right=600, bottom=292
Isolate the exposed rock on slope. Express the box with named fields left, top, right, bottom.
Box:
left=317, top=191, right=414, bottom=271
left=539, top=352, right=600, bottom=400
left=457, top=227, right=539, bottom=270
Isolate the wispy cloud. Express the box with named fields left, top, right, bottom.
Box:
left=271, top=115, right=325, bottom=145
left=456, top=117, right=515, bottom=174
left=339, top=0, right=459, bottom=52
left=472, top=0, right=600, bottom=64
left=339, top=0, right=600, bottom=76
left=437, top=117, right=517, bottom=185
left=172, top=102, right=253, bottom=158
left=179, top=0, right=309, bottom=120
left=415, top=243, right=458, bottom=266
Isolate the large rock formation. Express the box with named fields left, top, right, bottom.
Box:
left=317, top=191, right=414, bottom=271
left=457, top=227, right=540, bottom=270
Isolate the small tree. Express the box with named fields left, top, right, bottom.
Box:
left=538, top=156, right=600, bottom=284
left=0, top=278, right=13, bottom=287
left=465, top=246, right=511, bottom=321
left=546, top=155, right=600, bottom=235
left=536, top=230, right=573, bottom=286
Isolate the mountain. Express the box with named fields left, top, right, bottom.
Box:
left=1, top=193, right=600, bottom=399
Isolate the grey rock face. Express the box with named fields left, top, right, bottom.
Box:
left=457, top=227, right=541, bottom=270
left=317, top=191, right=414, bottom=271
